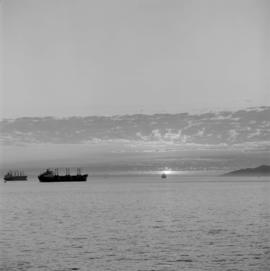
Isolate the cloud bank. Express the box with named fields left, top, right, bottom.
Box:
left=1, top=106, right=269, bottom=151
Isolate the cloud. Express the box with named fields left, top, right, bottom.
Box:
left=228, top=129, right=239, bottom=142
left=0, top=107, right=269, bottom=151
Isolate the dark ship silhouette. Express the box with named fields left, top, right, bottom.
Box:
left=4, top=170, right=27, bottom=182
left=161, top=173, right=167, bottom=179
left=38, top=168, right=88, bottom=182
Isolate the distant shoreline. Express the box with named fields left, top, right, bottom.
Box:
left=223, top=165, right=270, bottom=177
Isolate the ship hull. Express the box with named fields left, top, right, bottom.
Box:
left=38, top=174, right=88, bottom=182
left=4, top=176, right=27, bottom=181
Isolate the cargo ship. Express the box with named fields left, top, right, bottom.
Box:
left=4, top=170, right=27, bottom=182
left=38, top=168, right=88, bottom=182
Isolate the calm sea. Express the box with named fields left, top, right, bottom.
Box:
left=0, top=176, right=270, bottom=271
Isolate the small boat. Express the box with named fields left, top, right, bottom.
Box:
left=161, top=173, right=167, bottom=179
left=4, top=170, right=27, bottom=182
left=38, top=168, right=88, bottom=182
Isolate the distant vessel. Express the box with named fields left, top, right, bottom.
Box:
left=161, top=173, right=167, bottom=179
left=38, top=168, right=88, bottom=182
left=4, top=170, right=27, bottom=182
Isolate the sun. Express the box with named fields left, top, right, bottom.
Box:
left=161, top=168, right=173, bottom=175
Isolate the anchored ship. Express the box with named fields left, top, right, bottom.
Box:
left=161, top=173, right=167, bottom=179
left=38, top=168, right=88, bottom=182
left=4, top=170, right=27, bottom=182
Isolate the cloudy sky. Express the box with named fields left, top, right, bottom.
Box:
left=1, top=107, right=270, bottom=170
left=1, top=0, right=270, bottom=118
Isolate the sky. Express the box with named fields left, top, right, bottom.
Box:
left=1, top=0, right=270, bottom=118
left=1, top=106, right=270, bottom=170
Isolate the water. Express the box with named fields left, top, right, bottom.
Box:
left=1, top=176, right=270, bottom=271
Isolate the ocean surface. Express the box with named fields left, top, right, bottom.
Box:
left=0, top=176, right=270, bottom=271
